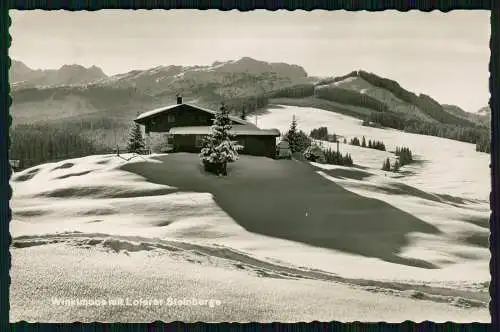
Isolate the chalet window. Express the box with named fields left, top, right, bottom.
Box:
left=167, top=114, right=176, bottom=123
left=194, top=135, right=205, bottom=148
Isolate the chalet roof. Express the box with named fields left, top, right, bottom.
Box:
left=134, top=103, right=250, bottom=125
left=169, top=125, right=281, bottom=137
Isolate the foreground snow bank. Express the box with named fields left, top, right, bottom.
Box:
left=10, top=241, right=489, bottom=323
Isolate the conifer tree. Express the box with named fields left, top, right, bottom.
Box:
left=362, top=136, right=367, bottom=148
left=199, top=102, right=242, bottom=176
left=345, top=153, right=353, bottom=166
left=381, top=158, right=391, bottom=171
left=392, top=160, right=401, bottom=172
left=395, top=146, right=413, bottom=166
left=126, top=122, right=145, bottom=153
left=286, top=115, right=299, bottom=153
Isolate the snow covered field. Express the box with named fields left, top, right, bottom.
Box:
left=254, top=105, right=490, bottom=200
left=9, top=105, right=491, bottom=322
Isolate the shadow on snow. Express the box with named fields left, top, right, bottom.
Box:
left=120, top=153, right=441, bottom=269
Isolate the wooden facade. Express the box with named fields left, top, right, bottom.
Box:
left=134, top=100, right=280, bottom=159
left=172, top=134, right=278, bottom=159
left=140, top=104, right=244, bottom=134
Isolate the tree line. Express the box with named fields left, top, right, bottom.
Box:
left=267, top=83, right=315, bottom=99
left=309, top=126, right=342, bottom=143
left=314, top=85, right=388, bottom=113
left=366, top=111, right=490, bottom=153
left=395, top=147, right=413, bottom=166
left=475, top=132, right=491, bottom=153
left=223, top=95, right=270, bottom=119
left=381, top=146, right=414, bottom=172
left=308, top=127, right=388, bottom=160
left=367, top=139, right=386, bottom=151
left=310, top=126, right=329, bottom=141
left=287, top=122, right=354, bottom=166
left=322, top=148, right=353, bottom=166
left=10, top=123, right=101, bottom=169
left=349, top=136, right=386, bottom=151
left=9, top=117, right=131, bottom=169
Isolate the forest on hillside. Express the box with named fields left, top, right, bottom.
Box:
left=366, top=111, right=490, bottom=152
left=9, top=118, right=127, bottom=169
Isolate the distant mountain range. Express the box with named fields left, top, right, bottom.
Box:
left=476, top=106, right=491, bottom=117
left=9, top=57, right=489, bottom=130
left=442, top=104, right=490, bottom=126
left=10, top=60, right=108, bottom=87
left=9, top=57, right=310, bottom=124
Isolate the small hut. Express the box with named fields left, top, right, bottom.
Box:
left=276, top=140, right=292, bottom=159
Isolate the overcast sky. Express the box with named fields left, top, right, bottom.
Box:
left=9, top=10, right=490, bottom=112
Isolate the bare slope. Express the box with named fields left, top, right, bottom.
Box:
left=314, top=71, right=477, bottom=127
left=330, top=76, right=435, bottom=121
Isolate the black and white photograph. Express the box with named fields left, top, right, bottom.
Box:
left=8, top=9, right=492, bottom=322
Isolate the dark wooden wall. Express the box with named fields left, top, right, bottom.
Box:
left=237, top=135, right=277, bottom=159
left=172, top=135, right=199, bottom=153
left=147, top=106, right=213, bottom=133
left=145, top=105, right=242, bottom=133
left=172, top=134, right=277, bottom=159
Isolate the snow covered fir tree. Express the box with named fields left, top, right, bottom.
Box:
left=286, top=115, right=299, bottom=153
left=199, top=102, right=242, bottom=176
left=126, top=122, right=145, bottom=153
left=284, top=115, right=311, bottom=154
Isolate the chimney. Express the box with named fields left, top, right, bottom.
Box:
left=176, top=94, right=183, bottom=105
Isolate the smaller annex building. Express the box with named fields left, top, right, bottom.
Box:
left=134, top=96, right=281, bottom=159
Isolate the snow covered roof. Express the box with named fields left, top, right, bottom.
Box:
left=169, top=125, right=281, bottom=136
left=134, top=103, right=250, bottom=125
left=277, top=140, right=290, bottom=148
